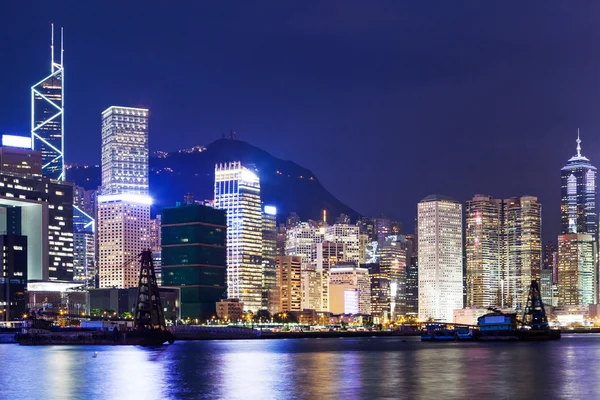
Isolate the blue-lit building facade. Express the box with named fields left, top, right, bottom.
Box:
left=31, top=25, right=65, bottom=181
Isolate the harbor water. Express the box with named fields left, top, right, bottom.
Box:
left=1, top=334, right=598, bottom=399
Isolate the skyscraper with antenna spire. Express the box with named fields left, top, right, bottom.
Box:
left=560, top=130, right=597, bottom=237
left=558, top=130, right=597, bottom=306
left=31, top=24, right=65, bottom=181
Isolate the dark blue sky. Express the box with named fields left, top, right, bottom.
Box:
left=2, top=1, right=600, bottom=240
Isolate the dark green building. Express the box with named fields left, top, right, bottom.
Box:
left=161, top=203, right=227, bottom=321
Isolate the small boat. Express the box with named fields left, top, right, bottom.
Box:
left=456, top=327, right=474, bottom=340
left=421, top=324, right=456, bottom=341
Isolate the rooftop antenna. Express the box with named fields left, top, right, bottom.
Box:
left=61, top=27, right=64, bottom=67
left=51, top=23, right=54, bottom=72
left=577, top=128, right=582, bottom=157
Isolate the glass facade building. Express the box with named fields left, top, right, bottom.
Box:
left=31, top=26, right=65, bottom=181
left=418, top=195, right=463, bottom=322
left=557, top=233, right=595, bottom=306
left=98, top=106, right=151, bottom=289
left=464, top=195, right=542, bottom=310
left=101, top=107, right=149, bottom=196
left=161, top=203, right=227, bottom=320
left=214, top=162, right=263, bottom=311
left=560, top=134, right=597, bottom=237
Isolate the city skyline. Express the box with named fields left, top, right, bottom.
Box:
left=4, top=4, right=600, bottom=241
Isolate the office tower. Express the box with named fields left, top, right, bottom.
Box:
left=98, top=106, right=151, bottom=289
left=301, top=265, right=322, bottom=311
left=31, top=25, right=65, bottom=181
left=464, top=195, right=542, bottom=310
left=316, top=241, right=345, bottom=311
left=405, top=234, right=418, bottom=316
left=324, top=224, right=360, bottom=264
left=276, top=225, right=287, bottom=257
left=0, top=235, right=27, bottom=321
left=73, top=206, right=95, bottom=286
left=358, top=233, right=369, bottom=264
left=149, top=216, right=162, bottom=285
left=561, top=132, right=597, bottom=237
left=149, top=216, right=162, bottom=251
left=329, top=265, right=371, bottom=315
left=0, top=170, right=73, bottom=281
left=418, top=195, right=463, bottom=322
left=277, top=255, right=302, bottom=312
left=465, top=195, right=502, bottom=308
left=378, top=238, right=407, bottom=318
left=0, top=144, right=42, bottom=176
left=366, top=263, right=391, bottom=322
left=73, top=185, right=96, bottom=216
left=214, top=162, right=263, bottom=311
left=503, top=196, right=542, bottom=308
left=557, top=234, right=595, bottom=306
left=100, top=107, right=149, bottom=195
left=262, top=206, right=278, bottom=313
left=285, top=222, right=323, bottom=265
left=540, top=269, right=554, bottom=306
left=161, top=203, right=227, bottom=320
left=543, top=242, right=557, bottom=280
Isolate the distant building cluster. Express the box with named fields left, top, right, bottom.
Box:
left=0, top=28, right=598, bottom=327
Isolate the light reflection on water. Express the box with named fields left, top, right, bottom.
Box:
left=2, top=334, right=600, bottom=399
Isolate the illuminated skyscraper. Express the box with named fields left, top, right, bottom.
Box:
left=465, top=195, right=502, bottom=308
left=561, top=131, right=597, bottom=237
left=557, top=234, right=595, bottom=306
left=464, top=195, right=542, bottom=310
left=98, top=106, right=151, bottom=289
left=262, top=206, right=278, bottom=313
left=502, top=196, right=542, bottom=309
left=101, top=107, right=149, bottom=195
left=31, top=25, right=65, bottom=181
left=214, top=162, right=263, bottom=311
left=418, top=195, right=463, bottom=322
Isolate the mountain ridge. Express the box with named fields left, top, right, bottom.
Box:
left=68, top=138, right=362, bottom=222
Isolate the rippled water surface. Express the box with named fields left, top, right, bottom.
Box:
left=1, top=334, right=599, bottom=399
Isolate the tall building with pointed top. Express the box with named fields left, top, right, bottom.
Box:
left=558, top=131, right=597, bottom=306
left=32, top=25, right=65, bottom=181
left=561, top=131, right=597, bottom=237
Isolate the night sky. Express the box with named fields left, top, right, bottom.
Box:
left=2, top=2, right=600, bottom=241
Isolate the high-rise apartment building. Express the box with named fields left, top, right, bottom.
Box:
left=32, top=25, right=65, bottom=181
left=98, top=106, right=151, bottom=289
left=560, top=132, right=597, bottom=237
left=418, top=195, right=463, bottom=322
left=277, top=255, right=302, bottom=312
left=557, top=234, right=595, bottom=306
left=214, top=162, right=263, bottom=311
